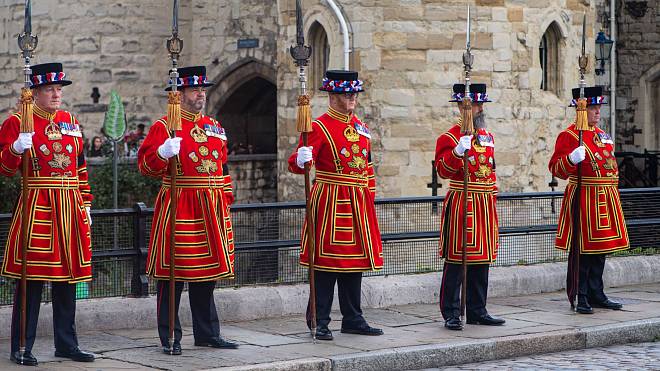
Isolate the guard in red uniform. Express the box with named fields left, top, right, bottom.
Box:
left=289, top=70, right=383, bottom=340
left=434, top=83, right=505, bottom=331
left=549, top=86, right=629, bottom=314
left=0, top=63, right=95, bottom=365
left=138, top=66, right=238, bottom=354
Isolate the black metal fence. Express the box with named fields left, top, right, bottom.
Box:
left=0, top=188, right=659, bottom=305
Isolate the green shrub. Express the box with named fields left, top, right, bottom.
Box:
left=87, top=159, right=161, bottom=209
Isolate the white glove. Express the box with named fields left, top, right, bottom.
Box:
left=12, top=132, right=34, bottom=153
left=454, top=135, right=472, bottom=156
left=569, top=146, right=586, bottom=165
left=86, top=207, right=92, bottom=226
left=296, top=146, right=313, bottom=169
left=158, top=137, right=182, bottom=159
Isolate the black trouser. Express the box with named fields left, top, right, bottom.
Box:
left=11, top=280, right=79, bottom=354
left=156, top=280, right=219, bottom=347
left=578, top=254, right=608, bottom=304
left=307, top=271, right=366, bottom=329
left=439, top=262, right=489, bottom=320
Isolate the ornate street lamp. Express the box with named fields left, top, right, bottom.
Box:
left=595, top=31, right=613, bottom=76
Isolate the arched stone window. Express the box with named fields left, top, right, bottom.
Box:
left=309, top=21, right=330, bottom=93
left=539, top=22, right=562, bottom=95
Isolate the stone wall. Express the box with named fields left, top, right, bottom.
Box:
left=228, top=155, right=278, bottom=203
left=608, top=0, right=660, bottom=152
left=0, top=0, right=611, bottom=201
left=0, top=0, right=280, bottom=141
left=276, top=0, right=602, bottom=200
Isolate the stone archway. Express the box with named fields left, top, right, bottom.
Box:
left=207, top=58, right=278, bottom=155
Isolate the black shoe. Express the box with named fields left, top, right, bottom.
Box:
left=11, top=351, right=38, bottom=366
left=315, top=326, right=333, bottom=340
left=340, top=324, right=384, bottom=336
left=54, top=347, right=95, bottom=362
left=591, top=299, right=623, bottom=310
left=576, top=303, right=594, bottom=314
left=195, top=337, right=239, bottom=349
left=162, top=342, right=182, bottom=355
left=444, top=317, right=463, bottom=331
left=467, top=314, right=506, bottom=326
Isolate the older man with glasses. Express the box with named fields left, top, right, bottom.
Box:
left=289, top=70, right=383, bottom=341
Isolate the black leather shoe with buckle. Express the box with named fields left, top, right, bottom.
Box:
left=315, top=326, right=333, bottom=340
left=341, top=324, right=384, bottom=336
left=444, top=317, right=463, bottom=331
left=195, top=337, right=239, bottom=349
left=591, top=299, right=623, bottom=310
left=11, top=351, right=38, bottom=366
left=466, top=314, right=506, bottom=326
left=54, top=347, right=95, bottom=362
left=162, top=342, right=182, bottom=355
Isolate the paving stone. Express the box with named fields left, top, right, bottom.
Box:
left=0, top=357, right=150, bottom=371
left=225, top=316, right=309, bottom=336
left=0, top=284, right=658, bottom=370
left=295, top=325, right=422, bottom=352
left=606, top=291, right=660, bottom=302
left=506, top=310, right=616, bottom=328
left=388, top=303, right=443, bottom=320
left=103, top=346, right=246, bottom=370
left=363, top=308, right=434, bottom=328
left=75, top=332, right=153, bottom=353
left=220, top=325, right=305, bottom=347
left=453, top=318, right=553, bottom=339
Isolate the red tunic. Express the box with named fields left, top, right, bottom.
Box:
left=0, top=106, right=93, bottom=282
left=138, top=109, right=235, bottom=282
left=288, top=107, right=383, bottom=272
left=549, top=124, right=629, bottom=254
left=435, top=123, right=498, bottom=264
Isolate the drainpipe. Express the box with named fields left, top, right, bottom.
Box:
left=323, top=0, right=351, bottom=70
left=610, top=0, right=617, bottom=143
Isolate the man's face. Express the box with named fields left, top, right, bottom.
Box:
left=180, top=87, right=206, bottom=113
left=33, top=84, right=63, bottom=112
left=329, top=92, right=358, bottom=114
left=587, top=105, right=601, bottom=126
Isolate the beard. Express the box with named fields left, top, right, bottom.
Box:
left=473, top=111, right=486, bottom=129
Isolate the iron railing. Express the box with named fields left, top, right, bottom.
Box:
left=0, top=188, right=658, bottom=305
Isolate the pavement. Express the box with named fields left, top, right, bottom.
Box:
left=420, top=341, right=660, bottom=370
left=0, top=282, right=659, bottom=371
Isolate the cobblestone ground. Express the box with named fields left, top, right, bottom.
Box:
left=422, top=342, right=660, bottom=370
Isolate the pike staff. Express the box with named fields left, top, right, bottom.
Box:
left=459, top=4, right=475, bottom=323
left=289, top=0, right=316, bottom=342
left=16, top=0, right=38, bottom=364
left=165, top=0, right=183, bottom=354
left=567, top=13, right=590, bottom=309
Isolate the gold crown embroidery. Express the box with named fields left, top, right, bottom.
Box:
left=190, top=124, right=208, bottom=143
left=45, top=122, right=62, bottom=140
left=344, top=125, right=360, bottom=142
